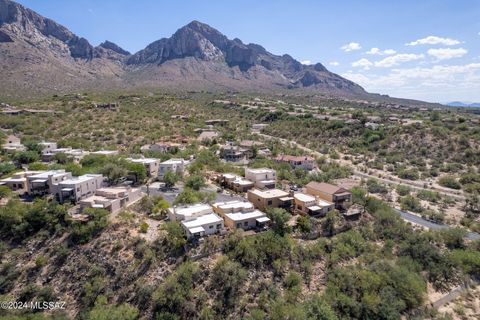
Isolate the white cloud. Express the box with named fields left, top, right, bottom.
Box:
left=406, top=36, right=460, bottom=46
left=366, top=47, right=380, bottom=55
left=301, top=60, right=313, bottom=65
left=351, top=58, right=373, bottom=70
left=342, top=63, right=480, bottom=101
left=366, top=47, right=396, bottom=55
left=374, top=53, right=424, bottom=67
left=427, top=48, right=467, bottom=60
left=329, top=61, right=340, bottom=66
left=341, top=42, right=361, bottom=52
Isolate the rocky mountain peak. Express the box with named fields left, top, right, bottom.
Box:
left=0, top=4, right=367, bottom=97
left=98, top=40, right=130, bottom=56
left=0, top=0, right=96, bottom=59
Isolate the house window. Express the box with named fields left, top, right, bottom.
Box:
left=244, top=221, right=248, bottom=226
left=236, top=223, right=241, bottom=228
left=267, top=200, right=272, bottom=205
left=209, top=225, right=213, bottom=229
left=216, top=224, right=222, bottom=229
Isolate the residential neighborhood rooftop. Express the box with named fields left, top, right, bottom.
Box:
left=248, top=188, right=289, bottom=198
left=182, top=213, right=223, bottom=227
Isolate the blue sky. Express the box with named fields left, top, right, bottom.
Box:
left=16, top=0, right=480, bottom=102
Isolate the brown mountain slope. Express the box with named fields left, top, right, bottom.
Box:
left=0, top=0, right=367, bottom=98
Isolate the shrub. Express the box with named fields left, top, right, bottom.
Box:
left=139, top=222, right=149, bottom=233
left=396, top=185, right=411, bottom=196
left=400, top=195, right=423, bottom=213
left=439, top=175, right=461, bottom=190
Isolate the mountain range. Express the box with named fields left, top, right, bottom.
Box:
left=446, top=101, right=480, bottom=108
left=0, top=0, right=369, bottom=99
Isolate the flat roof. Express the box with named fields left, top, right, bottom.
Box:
left=294, top=193, right=316, bottom=202
left=236, top=179, right=254, bottom=185
left=29, top=170, right=67, bottom=179
left=127, top=158, right=159, bottom=164
left=225, top=209, right=266, bottom=222
left=188, top=226, right=205, bottom=234
left=249, top=188, right=289, bottom=198
left=0, top=177, right=26, bottom=182
left=92, top=150, right=118, bottom=155
left=246, top=167, right=275, bottom=174
left=318, top=199, right=334, bottom=207
left=260, top=180, right=276, bottom=184
left=256, top=216, right=271, bottom=223
left=161, top=158, right=185, bottom=165
left=31, top=179, right=48, bottom=183
left=59, top=174, right=100, bottom=185
left=182, top=213, right=223, bottom=228
left=213, top=200, right=254, bottom=211
left=171, top=204, right=213, bottom=218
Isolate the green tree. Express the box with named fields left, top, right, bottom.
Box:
left=87, top=295, right=139, bottom=320
left=296, top=215, right=313, bottom=234
left=303, top=294, right=338, bottom=320
left=185, top=175, right=206, bottom=191
left=0, top=162, right=16, bottom=176
left=323, top=210, right=340, bottom=236
left=163, top=170, right=180, bottom=188
left=210, top=257, right=247, bottom=312
left=69, top=208, right=109, bottom=245
left=350, top=186, right=367, bottom=206
left=52, top=152, right=71, bottom=164
left=267, top=208, right=292, bottom=236
left=160, top=221, right=186, bottom=254
left=283, top=271, right=303, bottom=303
left=14, top=151, right=39, bottom=164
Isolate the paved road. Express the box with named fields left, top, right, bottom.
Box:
left=256, top=132, right=480, bottom=240
left=395, top=208, right=480, bottom=240
left=257, top=132, right=465, bottom=200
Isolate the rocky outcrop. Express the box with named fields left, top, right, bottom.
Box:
left=127, top=20, right=365, bottom=94
left=98, top=40, right=130, bottom=56
left=0, top=0, right=96, bottom=59
left=0, top=0, right=366, bottom=97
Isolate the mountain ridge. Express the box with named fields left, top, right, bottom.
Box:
left=1, top=0, right=365, bottom=98
left=446, top=101, right=480, bottom=108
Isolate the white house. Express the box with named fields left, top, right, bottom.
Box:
left=181, top=213, right=224, bottom=239
left=2, top=135, right=26, bottom=152
left=126, top=158, right=160, bottom=177
left=55, top=174, right=104, bottom=203
left=168, top=203, right=213, bottom=221
left=0, top=171, right=44, bottom=194
left=293, top=192, right=334, bottom=216
left=91, top=150, right=118, bottom=156
left=159, top=158, right=187, bottom=180
left=38, top=142, right=58, bottom=155
left=245, top=167, right=276, bottom=189
left=79, top=187, right=142, bottom=214
left=275, top=155, right=316, bottom=171
left=26, top=170, right=72, bottom=196
left=212, top=200, right=270, bottom=230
